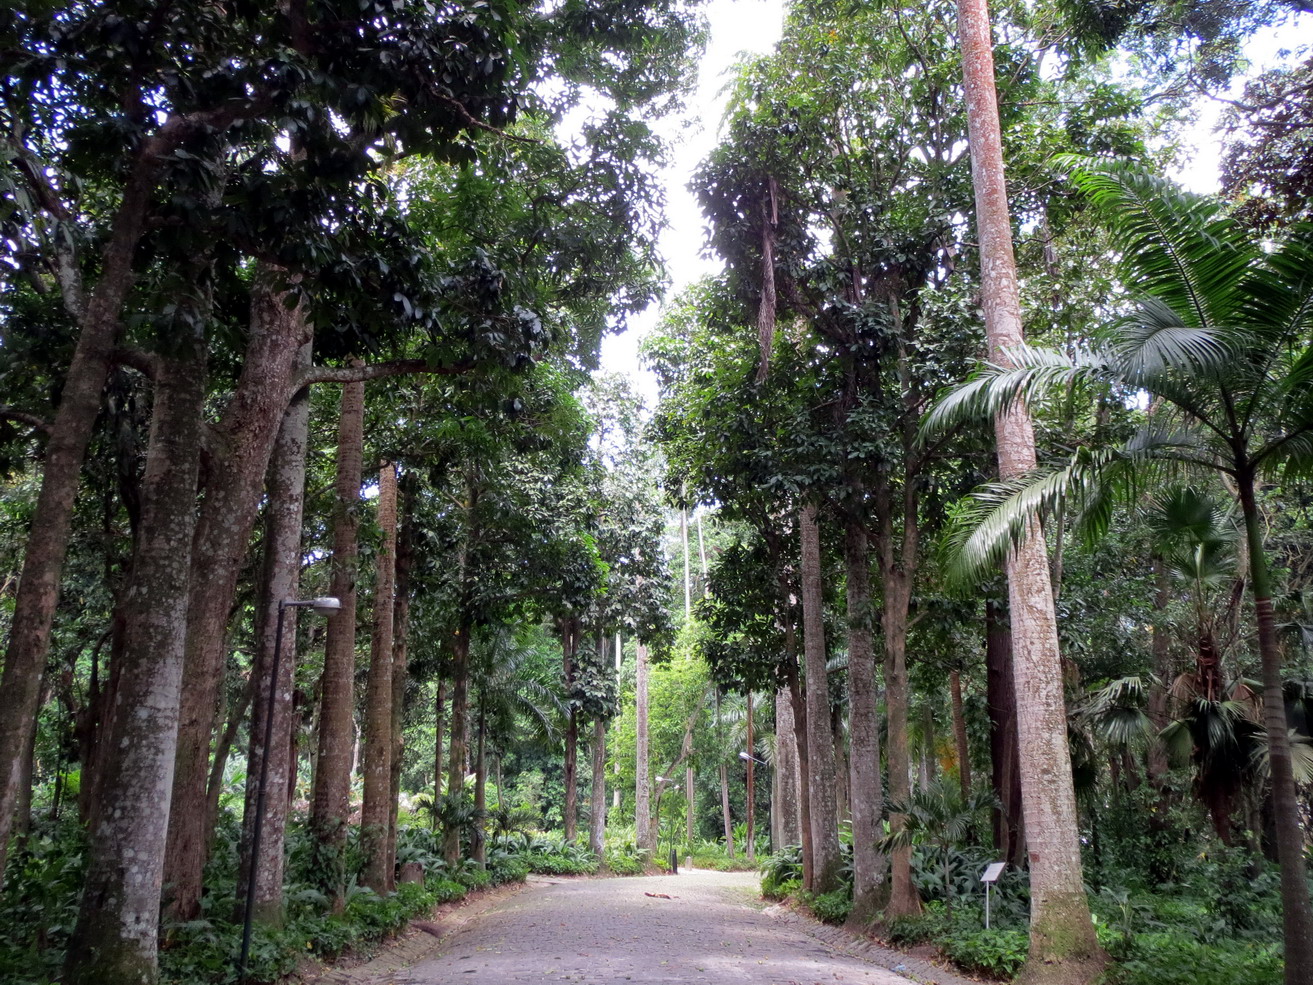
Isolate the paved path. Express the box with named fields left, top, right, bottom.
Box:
left=365, top=870, right=973, bottom=985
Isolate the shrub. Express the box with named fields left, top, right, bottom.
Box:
left=427, top=878, right=468, bottom=904
left=938, top=928, right=1029, bottom=980
left=881, top=907, right=951, bottom=946
left=806, top=889, right=852, bottom=925
left=1109, top=933, right=1283, bottom=985
left=604, top=843, right=648, bottom=875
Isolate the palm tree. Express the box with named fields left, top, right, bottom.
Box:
left=924, top=160, right=1313, bottom=982
left=879, top=780, right=995, bottom=916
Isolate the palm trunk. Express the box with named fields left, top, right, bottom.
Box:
left=361, top=461, right=398, bottom=892
left=1238, top=471, right=1313, bottom=985
left=799, top=503, right=841, bottom=894
left=309, top=377, right=365, bottom=909
left=64, top=334, right=207, bottom=985
left=957, top=1, right=1102, bottom=974
left=845, top=520, right=885, bottom=924
left=237, top=345, right=312, bottom=925
left=635, top=642, right=653, bottom=855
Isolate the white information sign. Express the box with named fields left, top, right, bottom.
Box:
left=981, top=862, right=1006, bottom=883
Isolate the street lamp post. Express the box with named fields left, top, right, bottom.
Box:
left=238, top=596, right=340, bottom=981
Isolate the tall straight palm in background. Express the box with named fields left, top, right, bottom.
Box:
left=925, top=159, right=1313, bottom=985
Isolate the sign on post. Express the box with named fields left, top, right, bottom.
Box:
left=981, top=862, right=1006, bottom=929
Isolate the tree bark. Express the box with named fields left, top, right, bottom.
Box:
left=433, top=679, right=447, bottom=831
left=164, top=271, right=309, bottom=920
left=635, top=642, right=653, bottom=856
left=844, top=520, right=885, bottom=924
left=986, top=601, right=1024, bottom=865
left=774, top=686, right=802, bottom=848
left=563, top=619, right=580, bottom=843
left=388, top=477, right=415, bottom=883
left=0, top=132, right=183, bottom=881
left=717, top=690, right=734, bottom=857
left=474, top=702, right=487, bottom=868
left=362, top=461, right=398, bottom=892
left=745, top=693, right=756, bottom=862
left=956, top=2, right=1103, bottom=975
left=589, top=716, right=607, bottom=858
left=64, top=332, right=206, bottom=985
left=685, top=764, right=695, bottom=847
left=237, top=344, right=312, bottom=925
left=444, top=627, right=470, bottom=864
left=799, top=503, right=841, bottom=894
left=309, top=376, right=365, bottom=910
left=1238, top=471, right=1313, bottom=985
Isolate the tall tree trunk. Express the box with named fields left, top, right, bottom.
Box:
left=880, top=536, right=920, bottom=916
left=957, top=3, right=1103, bottom=976
left=746, top=693, right=755, bottom=862
left=164, top=273, right=309, bottom=920
left=951, top=669, right=972, bottom=801
left=362, top=461, right=398, bottom=892
left=717, top=690, right=734, bottom=857
left=64, top=333, right=206, bottom=985
left=388, top=476, right=415, bottom=883
left=685, top=764, right=695, bottom=847
left=774, top=687, right=802, bottom=848
left=444, top=627, right=470, bottom=863
left=589, top=716, right=607, bottom=858
left=1146, top=558, right=1171, bottom=786
left=844, top=520, right=885, bottom=924
left=204, top=677, right=254, bottom=857
left=474, top=702, right=487, bottom=868
left=799, top=503, right=841, bottom=894
left=635, top=642, right=653, bottom=856
left=789, top=671, right=814, bottom=890
left=681, top=500, right=691, bottom=618
left=433, top=679, right=446, bottom=830
left=0, top=147, right=172, bottom=880
left=237, top=345, right=312, bottom=926
left=921, top=703, right=937, bottom=788
left=1238, top=471, right=1313, bottom=985
left=831, top=701, right=848, bottom=822
left=309, top=376, right=364, bottom=910
left=563, top=620, right=579, bottom=843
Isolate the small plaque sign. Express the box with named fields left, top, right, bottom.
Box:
left=981, top=862, right=1006, bottom=883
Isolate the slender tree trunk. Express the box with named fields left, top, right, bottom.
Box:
left=951, top=669, right=971, bottom=801
left=1146, top=558, right=1171, bottom=786
left=433, top=679, right=446, bottom=832
left=774, top=687, right=802, bottom=847
left=957, top=3, right=1103, bottom=975
left=685, top=764, right=695, bottom=847
left=237, top=346, right=312, bottom=925
left=64, top=333, right=207, bottom=985
left=362, top=461, right=398, bottom=892
left=845, top=520, right=885, bottom=924
left=880, top=543, right=920, bottom=916
left=790, top=671, right=814, bottom=890
left=921, top=703, right=937, bottom=788
left=310, top=377, right=364, bottom=910
left=164, top=273, right=308, bottom=920
left=474, top=702, right=487, bottom=868
left=681, top=501, right=692, bottom=618
left=717, top=690, right=734, bottom=857
left=444, top=627, right=470, bottom=864
left=387, top=477, right=415, bottom=885
left=563, top=620, right=579, bottom=843
left=1238, top=471, right=1313, bottom=985
left=746, top=693, right=756, bottom=862
left=204, top=677, right=254, bottom=856
left=635, top=642, right=653, bottom=856
left=589, top=716, right=607, bottom=858
left=832, top=702, right=848, bottom=822
left=799, top=503, right=841, bottom=893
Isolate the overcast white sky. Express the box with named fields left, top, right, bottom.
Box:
left=594, top=2, right=1308, bottom=410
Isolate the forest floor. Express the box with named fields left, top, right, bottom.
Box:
left=302, top=869, right=983, bottom=985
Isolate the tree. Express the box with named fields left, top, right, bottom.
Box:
left=948, top=0, right=1106, bottom=979
left=926, top=160, right=1313, bottom=980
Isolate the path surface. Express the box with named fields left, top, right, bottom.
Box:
left=366, top=870, right=971, bottom=985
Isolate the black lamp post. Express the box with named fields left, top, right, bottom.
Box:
left=238, top=595, right=340, bottom=981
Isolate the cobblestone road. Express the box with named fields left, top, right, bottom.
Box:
left=377, top=870, right=967, bottom=985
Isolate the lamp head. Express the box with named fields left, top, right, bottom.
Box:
left=738, top=751, right=750, bottom=761
left=309, top=596, right=341, bottom=616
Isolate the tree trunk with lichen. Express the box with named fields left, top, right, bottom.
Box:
left=956, top=2, right=1104, bottom=977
